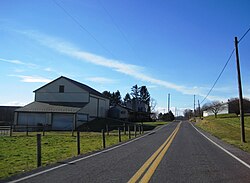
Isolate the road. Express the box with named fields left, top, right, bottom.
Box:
left=7, top=121, right=250, bottom=183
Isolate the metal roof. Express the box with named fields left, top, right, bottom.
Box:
left=15, top=102, right=83, bottom=113
left=34, top=76, right=108, bottom=99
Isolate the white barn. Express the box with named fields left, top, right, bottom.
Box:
left=14, top=76, right=110, bottom=130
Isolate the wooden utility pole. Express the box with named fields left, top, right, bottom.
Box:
left=198, top=100, right=201, bottom=119
left=168, top=93, right=170, bottom=112
left=194, top=95, right=196, bottom=117
left=234, top=37, right=246, bottom=143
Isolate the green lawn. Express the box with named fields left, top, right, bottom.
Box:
left=196, top=114, right=250, bottom=153
left=0, top=131, right=129, bottom=180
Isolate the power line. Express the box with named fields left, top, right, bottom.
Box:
left=53, top=0, right=117, bottom=59
left=200, top=49, right=235, bottom=104
left=97, top=0, right=140, bottom=59
left=238, top=26, right=250, bottom=43
left=200, top=27, right=250, bottom=105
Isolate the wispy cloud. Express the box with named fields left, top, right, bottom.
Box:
left=9, top=75, right=52, bottom=83
left=86, top=77, right=116, bottom=84
left=20, top=30, right=227, bottom=101
left=0, top=58, right=38, bottom=68
left=0, top=101, right=26, bottom=106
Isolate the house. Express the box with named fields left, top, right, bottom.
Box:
left=108, top=104, right=131, bottom=120
left=203, top=98, right=250, bottom=117
left=14, top=76, right=110, bottom=130
left=125, top=99, right=149, bottom=113
left=125, top=99, right=150, bottom=122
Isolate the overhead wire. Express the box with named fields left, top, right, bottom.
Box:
left=200, top=49, right=235, bottom=104
left=53, top=0, right=118, bottom=59
left=238, top=26, right=250, bottom=43
left=200, top=26, right=250, bottom=104
left=97, top=0, right=141, bottom=61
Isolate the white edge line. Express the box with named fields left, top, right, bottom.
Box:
left=8, top=122, right=172, bottom=183
left=190, top=122, right=250, bottom=169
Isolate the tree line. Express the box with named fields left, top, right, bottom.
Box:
left=102, top=84, right=151, bottom=108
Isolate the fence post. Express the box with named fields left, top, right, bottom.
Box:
left=10, top=125, right=12, bottom=137
left=102, top=129, right=106, bottom=149
left=141, top=125, right=144, bottom=134
left=139, top=125, right=141, bottom=134
left=77, top=131, right=80, bottom=155
left=134, top=124, right=137, bottom=137
left=118, top=128, right=121, bottom=142
left=128, top=125, right=131, bottom=139
left=26, top=125, right=28, bottom=136
left=37, top=134, right=41, bottom=167
left=42, top=125, right=45, bottom=136
left=106, top=124, right=109, bottom=135
left=123, top=123, right=126, bottom=135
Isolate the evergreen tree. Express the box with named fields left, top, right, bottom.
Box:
left=113, top=90, right=122, bottom=105
left=102, top=91, right=112, bottom=99
left=131, top=84, right=140, bottom=100
left=139, top=86, right=150, bottom=105
left=123, top=93, right=131, bottom=104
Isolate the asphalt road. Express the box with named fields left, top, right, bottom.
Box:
left=7, top=121, right=250, bottom=183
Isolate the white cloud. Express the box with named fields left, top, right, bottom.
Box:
left=9, top=75, right=52, bottom=83
left=0, top=101, right=26, bottom=106
left=0, top=58, right=38, bottom=68
left=44, top=67, right=53, bottom=72
left=20, top=30, right=227, bottom=101
left=86, top=77, right=116, bottom=84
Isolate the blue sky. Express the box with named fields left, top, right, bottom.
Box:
left=0, top=0, right=250, bottom=115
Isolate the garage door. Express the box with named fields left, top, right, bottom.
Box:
left=52, top=113, right=73, bottom=130
left=18, top=113, right=46, bottom=126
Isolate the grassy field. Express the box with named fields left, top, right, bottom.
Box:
left=196, top=114, right=250, bottom=153
left=0, top=131, right=130, bottom=180
left=0, top=121, right=169, bottom=180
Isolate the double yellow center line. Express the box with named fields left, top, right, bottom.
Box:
left=128, top=122, right=181, bottom=183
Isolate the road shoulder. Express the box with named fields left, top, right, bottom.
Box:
left=192, top=122, right=250, bottom=166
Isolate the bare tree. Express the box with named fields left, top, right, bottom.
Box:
left=202, top=101, right=226, bottom=118
left=183, top=109, right=193, bottom=119
left=150, top=98, right=157, bottom=112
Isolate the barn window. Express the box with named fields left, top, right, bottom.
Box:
left=59, top=85, right=64, bottom=93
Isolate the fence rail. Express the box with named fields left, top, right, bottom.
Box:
left=0, top=126, right=11, bottom=136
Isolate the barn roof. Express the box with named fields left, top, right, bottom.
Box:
left=33, top=76, right=108, bottom=99
left=15, top=102, right=84, bottom=113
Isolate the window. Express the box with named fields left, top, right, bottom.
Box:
left=59, top=85, right=64, bottom=93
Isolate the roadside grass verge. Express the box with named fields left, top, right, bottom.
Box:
left=140, top=121, right=169, bottom=127
left=196, top=114, right=250, bottom=153
left=0, top=131, right=129, bottom=180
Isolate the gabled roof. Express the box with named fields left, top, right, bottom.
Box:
left=34, top=76, right=108, bottom=99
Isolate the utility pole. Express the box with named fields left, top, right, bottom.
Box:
left=198, top=100, right=201, bottom=119
left=168, top=93, right=170, bottom=112
left=234, top=37, right=246, bottom=143
left=194, top=95, right=196, bottom=117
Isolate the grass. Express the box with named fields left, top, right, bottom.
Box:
left=140, top=121, right=169, bottom=127
left=196, top=114, right=250, bottom=153
left=0, top=121, right=167, bottom=180
left=0, top=131, right=129, bottom=180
